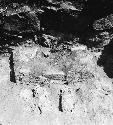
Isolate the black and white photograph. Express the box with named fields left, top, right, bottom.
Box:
left=0, top=0, right=113, bottom=125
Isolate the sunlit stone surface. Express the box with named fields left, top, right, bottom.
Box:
left=0, top=44, right=113, bottom=125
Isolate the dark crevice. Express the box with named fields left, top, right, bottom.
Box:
left=58, top=89, right=63, bottom=112
left=8, top=49, right=16, bottom=83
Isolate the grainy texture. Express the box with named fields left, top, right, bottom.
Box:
left=0, top=0, right=113, bottom=125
